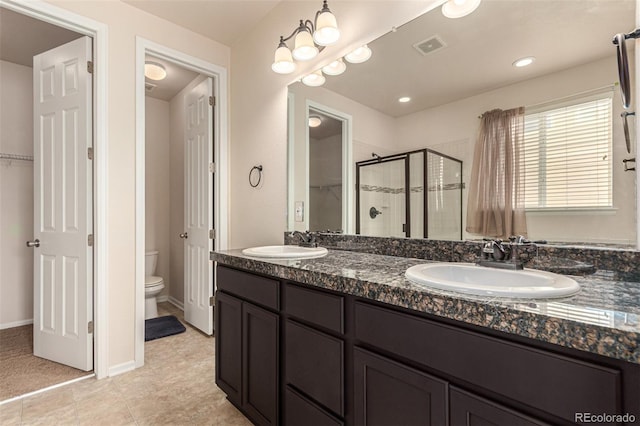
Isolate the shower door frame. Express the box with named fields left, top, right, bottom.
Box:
left=355, top=148, right=464, bottom=239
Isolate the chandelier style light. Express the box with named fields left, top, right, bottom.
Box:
left=271, top=0, right=340, bottom=75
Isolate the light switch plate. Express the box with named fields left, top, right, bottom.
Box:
left=294, top=201, right=304, bottom=222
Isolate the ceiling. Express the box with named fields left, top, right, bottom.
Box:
left=144, top=56, right=200, bottom=101
left=122, top=0, right=282, bottom=46
left=321, top=0, right=635, bottom=117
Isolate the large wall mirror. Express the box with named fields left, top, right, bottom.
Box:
left=288, top=0, right=637, bottom=247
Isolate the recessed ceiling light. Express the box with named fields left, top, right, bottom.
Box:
left=398, top=97, right=411, bottom=103
left=513, top=56, right=535, bottom=68
left=144, top=61, right=167, bottom=81
left=308, top=116, right=322, bottom=127
left=442, top=0, right=482, bottom=19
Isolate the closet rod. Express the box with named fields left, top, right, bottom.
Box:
left=0, top=153, right=34, bottom=162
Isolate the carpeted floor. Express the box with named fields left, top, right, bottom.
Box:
left=0, top=324, right=91, bottom=401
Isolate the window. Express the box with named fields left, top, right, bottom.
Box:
left=522, top=91, right=613, bottom=209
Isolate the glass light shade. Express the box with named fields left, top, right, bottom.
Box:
left=144, top=62, right=167, bottom=81
left=301, top=70, right=326, bottom=87
left=322, top=58, right=346, bottom=76
left=292, top=30, right=318, bottom=61
left=308, top=116, right=322, bottom=127
left=313, top=11, right=340, bottom=46
left=272, top=45, right=296, bottom=74
left=442, top=0, right=482, bottom=18
left=344, top=45, right=372, bottom=64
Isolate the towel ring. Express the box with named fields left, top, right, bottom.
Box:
left=249, top=165, right=263, bottom=188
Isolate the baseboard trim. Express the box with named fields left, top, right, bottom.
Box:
left=0, top=319, right=34, bottom=330
left=168, top=296, right=184, bottom=311
left=156, top=295, right=169, bottom=303
left=108, top=360, right=136, bottom=377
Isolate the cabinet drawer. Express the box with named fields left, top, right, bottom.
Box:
left=285, top=283, right=344, bottom=334
left=285, top=320, right=344, bottom=416
left=217, top=266, right=279, bottom=310
left=285, top=386, right=343, bottom=426
left=450, top=386, right=549, bottom=426
left=355, top=302, right=621, bottom=423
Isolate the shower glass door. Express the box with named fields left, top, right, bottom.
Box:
left=426, top=151, right=463, bottom=240
left=357, top=157, right=408, bottom=238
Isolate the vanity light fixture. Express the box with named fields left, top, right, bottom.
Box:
left=322, top=58, right=347, bottom=76
left=271, top=1, right=340, bottom=74
left=309, top=115, right=323, bottom=127
left=345, top=45, right=372, bottom=64
left=144, top=61, right=167, bottom=81
left=442, top=0, right=482, bottom=19
left=513, top=56, right=535, bottom=67
left=301, top=69, right=326, bottom=87
left=398, top=96, right=411, bottom=103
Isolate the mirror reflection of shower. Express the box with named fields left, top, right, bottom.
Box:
left=308, top=107, right=344, bottom=232
left=356, top=149, right=463, bottom=239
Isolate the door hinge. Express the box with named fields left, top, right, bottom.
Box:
left=87, top=61, right=94, bottom=74
left=209, top=96, right=215, bottom=107
left=88, top=234, right=94, bottom=247
left=87, top=147, right=93, bottom=160
left=88, top=321, right=94, bottom=334
left=209, top=162, right=215, bottom=173
left=209, top=296, right=215, bottom=306
left=209, top=229, right=216, bottom=239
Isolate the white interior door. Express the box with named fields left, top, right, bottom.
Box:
left=183, top=77, right=214, bottom=335
left=31, top=36, right=93, bottom=371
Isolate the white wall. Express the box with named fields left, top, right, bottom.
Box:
left=395, top=56, right=636, bottom=244
left=0, top=60, right=34, bottom=328
left=144, top=97, right=170, bottom=299
left=44, top=0, right=230, bottom=371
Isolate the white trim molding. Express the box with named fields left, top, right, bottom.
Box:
left=0, top=0, right=109, bottom=379
left=135, top=37, right=229, bottom=369
left=0, top=319, right=34, bottom=330
left=108, top=360, right=136, bottom=377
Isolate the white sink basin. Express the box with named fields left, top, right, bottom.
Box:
left=405, top=262, right=580, bottom=299
left=241, top=245, right=328, bottom=259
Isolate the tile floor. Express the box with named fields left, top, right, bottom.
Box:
left=0, top=303, right=252, bottom=425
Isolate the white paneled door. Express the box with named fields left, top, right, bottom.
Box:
left=31, top=36, right=93, bottom=371
left=183, top=78, right=214, bottom=335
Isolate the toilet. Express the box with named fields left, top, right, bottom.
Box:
left=145, top=250, right=165, bottom=319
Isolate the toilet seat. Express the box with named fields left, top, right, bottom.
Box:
left=145, top=276, right=163, bottom=287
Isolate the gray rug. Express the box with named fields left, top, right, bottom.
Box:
left=145, top=315, right=186, bottom=341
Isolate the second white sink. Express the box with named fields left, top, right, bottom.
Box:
left=242, top=245, right=328, bottom=259
left=405, top=262, right=580, bottom=299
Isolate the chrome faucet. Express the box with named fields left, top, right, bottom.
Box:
left=291, top=231, right=318, bottom=248
left=477, top=238, right=523, bottom=270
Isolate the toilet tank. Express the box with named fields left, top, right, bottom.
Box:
left=145, top=250, right=159, bottom=276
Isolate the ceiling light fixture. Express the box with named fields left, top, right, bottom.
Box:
left=345, top=45, right=372, bottom=64
left=301, top=70, right=326, bottom=87
left=398, top=96, right=411, bottom=103
left=322, top=58, right=347, bottom=76
left=513, top=56, right=535, bottom=67
left=144, top=61, right=167, bottom=81
left=442, top=0, right=482, bottom=18
left=271, top=1, right=340, bottom=74
left=309, top=115, right=323, bottom=127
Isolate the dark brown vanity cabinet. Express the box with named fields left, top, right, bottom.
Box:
left=215, top=267, right=280, bottom=426
left=214, top=265, right=640, bottom=426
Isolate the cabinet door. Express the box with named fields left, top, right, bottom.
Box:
left=354, top=348, right=447, bottom=426
left=215, top=291, right=242, bottom=405
left=450, top=387, right=550, bottom=426
left=243, top=302, right=280, bottom=425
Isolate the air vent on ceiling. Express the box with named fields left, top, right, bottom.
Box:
left=413, top=35, right=447, bottom=56
left=145, top=82, right=157, bottom=93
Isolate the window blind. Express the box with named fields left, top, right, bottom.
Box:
left=522, top=91, right=613, bottom=209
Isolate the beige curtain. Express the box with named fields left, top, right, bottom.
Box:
left=466, top=107, right=527, bottom=239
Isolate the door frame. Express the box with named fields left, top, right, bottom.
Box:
left=135, top=38, right=229, bottom=367
left=0, top=0, right=109, bottom=378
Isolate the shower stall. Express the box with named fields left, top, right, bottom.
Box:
left=356, top=149, right=463, bottom=239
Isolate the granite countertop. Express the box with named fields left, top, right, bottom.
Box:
left=211, top=248, right=640, bottom=365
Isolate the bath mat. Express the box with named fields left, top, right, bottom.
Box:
left=145, top=315, right=186, bottom=341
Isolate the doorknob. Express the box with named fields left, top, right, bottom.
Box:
left=179, top=233, right=188, bottom=239
left=26, top=239, right=40, bottom=248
